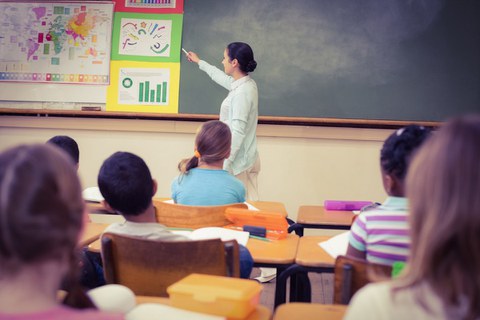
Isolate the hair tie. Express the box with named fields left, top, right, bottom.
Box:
left=194, top=150, right=201, bottom=158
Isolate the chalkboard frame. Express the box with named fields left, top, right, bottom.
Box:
left=0, top=108, right=440, bottom=129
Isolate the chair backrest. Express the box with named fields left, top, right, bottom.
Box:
left=333, top=255, right=392, bottom=304
left=101, top=233, right=240, bottom=297
left=154, top=200, right=248, bottom=229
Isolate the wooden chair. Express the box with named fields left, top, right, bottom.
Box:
left=333, top=255, right=392, bottom=304
left=153, top=200, right=248, bottom=229
left=101, top=233, right=240, bottom=297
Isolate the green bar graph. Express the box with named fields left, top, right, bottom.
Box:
left=137, top=80, right=168, bottom=104
left=144, top=81, right=150, bottom=102
left=156, top=84, right=161, bottom=103
left=139, top=83, right=144, bottom=102
left=162, top=81, right=167, bottom=103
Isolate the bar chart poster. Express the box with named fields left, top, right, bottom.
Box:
left=106, top=60, right=180, bottom=113
left=114, top=0, right=184, bottom=14
left=111, top=12, right=182, bottom=62
left=0, top=1, right=113, bottom=84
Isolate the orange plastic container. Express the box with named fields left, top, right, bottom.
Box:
left=224, top=208, right=289, bottom=240
left=167, top=273, right=262, bottom=319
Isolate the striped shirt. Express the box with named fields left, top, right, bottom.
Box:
left=348, top=197, right=409, bottom=266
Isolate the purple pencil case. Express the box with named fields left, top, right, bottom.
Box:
left=324, top=200, right=373, bottom=211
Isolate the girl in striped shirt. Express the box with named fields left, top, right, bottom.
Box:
left=346, top=125, right=431, bottom=266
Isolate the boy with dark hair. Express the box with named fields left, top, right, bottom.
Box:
left=99, top=151, right=186, bottom=240
left=98, top=151, right=253, bottom=277
left=47, top=135, right=80, bottom=169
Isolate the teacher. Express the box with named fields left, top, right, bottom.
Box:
left=185, top=42, right=260, bottom=201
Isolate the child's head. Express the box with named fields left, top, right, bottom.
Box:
left=178, top=120, right=232, bottom=173
left=403, top=115, right=480, bottom=316
left=380, top=125, right=431, bottom=196
left=98, top=151, right=155, bottom=217
left=47, top=135, right=80, bottom=167
left=0, top=144, right=84, bottom=276
left=226, top=42, right=257, bottom=73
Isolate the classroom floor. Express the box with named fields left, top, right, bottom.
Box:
left=251, top=268, right=334, bottom=311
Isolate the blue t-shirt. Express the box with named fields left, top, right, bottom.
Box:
left=171, top=168, right=246, bottom=205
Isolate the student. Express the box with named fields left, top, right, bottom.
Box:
left=172, top=120, right=246, bottom=205
left=345, top=115, right=480, bottom=319
left=0, top=144, right=122, bottom=320
left=172, top=120, right=273, bottom=283
left=47, top=135, right=80, bottom=170
left=184, top=43, right=260, bottom=201
left=98, top=151, right=253, bottom=279
left=46, top=135, right=104, bottom=288
left=346, top=125, right=431, bottom=266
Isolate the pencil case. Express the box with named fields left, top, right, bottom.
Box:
left=324, top=200, right=373, bottom=211
left=224, top=208, right=288, bottom=240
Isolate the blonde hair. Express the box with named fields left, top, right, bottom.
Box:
left=399, top=115, right=480, bottom=318
left=178, top=120, right=231, bottom=173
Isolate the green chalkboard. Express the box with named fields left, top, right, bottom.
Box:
left=179, top=0, right=480, bottom=123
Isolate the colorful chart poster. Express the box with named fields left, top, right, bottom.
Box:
left=0, top=2, right=113, bottom=84
left=111, top=12, right=182, bottom=62
left=114, top=0, right=184, bottom=14
left=106, top=60, right=179, bottom=113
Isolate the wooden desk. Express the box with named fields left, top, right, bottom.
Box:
left=88, top=223, right=299, bottom=312
left=275, top=236, right=336, bottom=308
left=86, top=201, right=114, bottom=214
left=80, top=222, right=109, bottom=247
left=289, top=206, right=354, bottom=236
left=248, top=234, right=299, bottom=265
left=295, top=236, right=335, bottom=268
left=248, top=200, right=288, bottom=218
left=135, top=295, right=271, bottom=320
left=273, top=303, right=346, bottom=320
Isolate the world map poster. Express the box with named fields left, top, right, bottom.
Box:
left=0, top=2, right=114, bottom=85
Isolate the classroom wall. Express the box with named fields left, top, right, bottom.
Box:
left=0, top=116, right=390, bottom=221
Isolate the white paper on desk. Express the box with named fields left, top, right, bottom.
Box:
left=171, top=227, right=249, bottom=246
left=127, top=303, right=225, bottom=320
left=245, top=202, right=259, bottom=211
left=83, top=186, right=104, bottom=202
left=318, top=231, right=349, bottom=258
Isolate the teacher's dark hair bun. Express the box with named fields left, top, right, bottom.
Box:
left=227, top=42, right=256, bottom=73
left=246, top=60, right=257, bottom=73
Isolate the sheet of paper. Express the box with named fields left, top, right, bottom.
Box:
left=127, top=303, right=225, bottom=320
left=188, top=227, right=249, bottom=246
left=318, top=231, right=350, bottom=258
left=83, top=186, right=104, bottom=202
left=169, top=230, right=193, bottom=237
left=245, top=202, right=259, bottom=211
